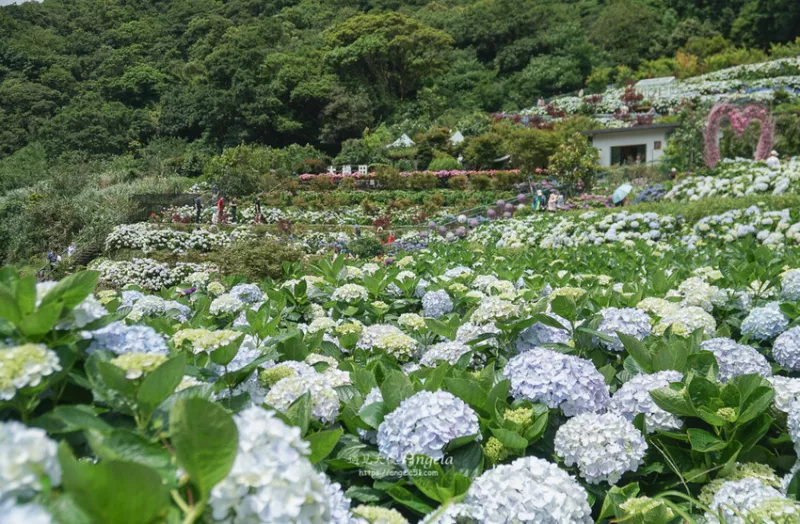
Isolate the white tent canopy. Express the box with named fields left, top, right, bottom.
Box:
left=387, top=133, right=415, bottom=148
left=449, top=130, right=465, bottom=144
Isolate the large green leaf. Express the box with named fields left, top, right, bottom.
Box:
left=40, top=271, right=100, bottom=309
left=306, top=429, right=343, bottom=464
left=137, top=353, right=186, bottom=417
left=87, top=429, right=177, bottom=484
left=444, top=377, right=487, bottom=411
left=59, top=443, right=169, bottom=524
left=169, top=398, right=238, bottom=496
left=380, top=370, right=414, bottom=412
left=687, top=428, right=727, bottom=452
left=284, top=391, right=312, bottom=436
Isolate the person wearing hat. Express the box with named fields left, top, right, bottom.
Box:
left=767, top=150, right=780, bottom=169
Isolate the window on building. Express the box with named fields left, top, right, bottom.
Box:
left=654, top=140, right=662, bottom=150
left=610, top=144, right=647, bottom=165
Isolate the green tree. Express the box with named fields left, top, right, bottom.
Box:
left=464, top=132, right=505, bottom=170
left=548, top=133, right=599, bottom=195
left=325, top=12, right=454, bottom=101
left=505, top=127, right=562, bottom=174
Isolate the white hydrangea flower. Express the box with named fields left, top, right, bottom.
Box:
left=265, top=374, right=340, bottom=424
left=397, top=313, right=426, bottom=331
left=307, top=317, right=337, bottom=334
left=455, top=321, right=500, bottom=346
left=781, top=269, right=800, bottom=301
left=377, top=390, right=480, bottom=467
left=111, top=352, right=167, bottom=380
left=705, top=478, right=790, bottom=524
left=422, top=290, right=453, bottom=319
left=515, top=313, right=571, bottom=353
left=0, top=500, right=54, bottom=524
left=554, top=412, right=647, bottom=485
left=357, top=324, right=417, bottom=361
left=446, top=456, right=592, bottom=523
left=0, top=421, right=61, bottom=500
left=770, top=376, right=800, bottom=413
left=0, top=344, right=62, bottom=400
left=173, top=329, right=241, bottom=354
left=36, top=281, right=108, bottom=329
left=319, top=472, right=360, bottom=524
left=701, top=338, right=772, bottom=383
left=677, top=277, right=718, bottom=312
left=741, top=302, right=789, bottom=341
left=503, top=348, right=610, bottom=416
left=332, top=284, right=369, bottom=302
left=596, top=307, right=652, bottom=352
left=209, top=407, right=330, bottom=523
left=210, top=294, right=245, bottom=316
left=609, top=371, right=683, bottom=432
left=773, top=326, right=800, bottom=371
left=420, top=341, right=483, bottom=368
left=130, top=295, right=166, bottom=316
left=84, top=321, right=168, bottom=355
left=470, top=296, right=520, bottom=325
left=653, top=306, right=716, bottom=336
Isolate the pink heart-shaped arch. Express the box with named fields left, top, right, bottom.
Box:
left=704, top=103, right=775, bottom=168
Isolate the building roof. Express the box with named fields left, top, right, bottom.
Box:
left=387, top=133, right=415, bottom=148
left=581, top=123, right=679, bottom=136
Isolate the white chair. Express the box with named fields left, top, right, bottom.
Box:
left=342, top=165, right=352, bottom=175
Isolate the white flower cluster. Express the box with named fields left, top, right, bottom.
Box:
left=210, top=294, right=245, bottom=316
left=705, top=478, right=796, bottom=524
left=356, top=324, right=417, bottom=361
left=0, top=421, right=61, bottom=500
left=84, top=321, right=168, bottom=355
left=426, top=456, right=592, bottom=523
left=773, top=326, right=800, bottom=371
left=105, top=223, right=230, bottom=254
left=92, top=257, right=217, bottom=291
left=781, top=269, right=800, bottom=301
left=421, top=290, right=453, bottom=319
left=331, top=284, right=369, bottom=302
left=554, top=412, right=647, bottom=485
left=666, top=159, right=800, bottom=202
left=420, top=341, right=483, bottom=368
left=470, top=296, right=520, bottom=324
left=700, top=338, right=772, bottom=383
left=265, top=372, right=342, bottom=424
left=0, top=344, right=61, bottom=400
left=209, top=407, right=331, bottom=523
left=596, top=307, right=652, bottom=352
left=741, top=302, right=789, bottom=341
left=503, top=349, right=610, bottom=416
left=173, top=328, right=241, bottom=354
left=377, top=390, right=480, bottom=466
left=770, top=376, right=800, bottom=413
left=609, top=371, right=683, bottom=432
left=397, top=313, right=426, bottom=331
left=515, top=313, right=571, bottom=353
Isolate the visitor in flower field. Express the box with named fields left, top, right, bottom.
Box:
left=547, top=192, right=558, bottom=212
left=532, top=190, right=546, bottom=211
left=193, top=196, right=202, bottom=222
left=230, top=198, right=238, bottom=223
left=254, top=197, right=262, bottom=223
left=670, top=168, right=678, bottom=180
left=217, top=196, right=224, bottom=223
left=767, top=150, right=780, bottom=169
left=387, top=231, right=396, bottom=244
left=354, top=225, right=361, bottom=238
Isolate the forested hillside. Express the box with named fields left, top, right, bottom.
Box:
left=1, top=0, right=799, bottom=159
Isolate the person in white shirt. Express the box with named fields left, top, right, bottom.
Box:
left=766, top=150, right=780, bottom=169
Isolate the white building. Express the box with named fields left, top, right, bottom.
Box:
left=387, top=133, right=415, bottom=148
left=582, top=124, right=678, bottom=167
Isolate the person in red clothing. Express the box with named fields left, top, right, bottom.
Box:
left=386, top=230, right=396, bottom=244
left=217, top=196, right=225, bottom=223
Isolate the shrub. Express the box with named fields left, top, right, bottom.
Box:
left=428, top=154, right=463, bottom=171
left=215, top=238, right=303, bottom=281
left=375, top=166, right=405, bottom=189
left=469, top=174, right=492, bottom=190
left=407, top=172, right=438, bottom=190
left=348, top=236, right=383, bottom=259
left=448, top=175, right=469, bottom=190
left=310, top=176, right=335, bottom=191
left=338, top=177, right=358, bottom=190
left=493, top=171, right=525, bottom=190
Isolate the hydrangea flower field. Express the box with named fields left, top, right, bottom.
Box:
left=9, top=167, right=800, bottom=523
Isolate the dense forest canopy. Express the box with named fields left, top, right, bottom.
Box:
left=0, top=0, right=799, bottom=160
